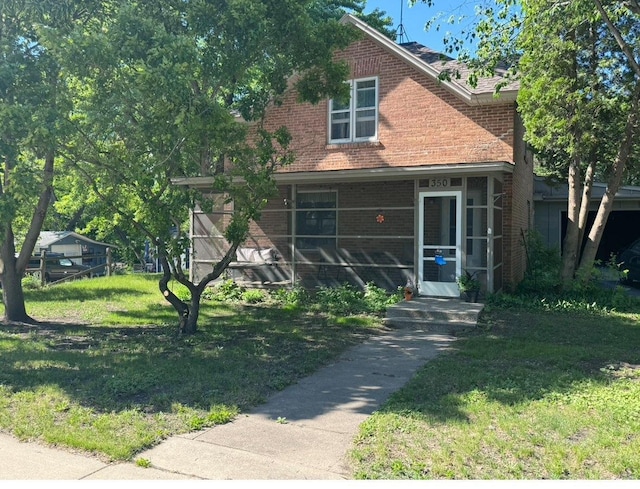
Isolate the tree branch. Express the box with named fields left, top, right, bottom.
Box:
left=593, top=0, right=640, bottom=78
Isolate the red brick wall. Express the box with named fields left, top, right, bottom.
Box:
left=502, top=111, right=533, bottom=290
left=262, top=36, right=516, bottom=173
left=220, top=33, right=534, bottom=291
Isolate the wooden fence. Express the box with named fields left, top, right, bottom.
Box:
left=25, top=248, right=115, bottom=286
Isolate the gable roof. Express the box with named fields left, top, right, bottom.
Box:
left=341, top=14, right=518, bottom=106
left=36, top=231, right=116, bottom=249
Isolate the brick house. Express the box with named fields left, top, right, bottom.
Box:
left=179, top=14, right=533, bottom=298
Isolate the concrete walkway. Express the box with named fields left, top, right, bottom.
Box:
left=1, top=300, right=479, bottom=480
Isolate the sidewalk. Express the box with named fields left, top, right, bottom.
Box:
left=1, top=318, right=465, bottom=480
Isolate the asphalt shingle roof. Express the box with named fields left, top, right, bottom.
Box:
left=399, top=41, right=519, bottom=96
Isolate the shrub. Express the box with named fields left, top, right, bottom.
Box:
left=270, top=286, right=310, bottom=310
left=518, top=230, right=561, bottom=294
left=242, top=289, right=266, bottom=304
left=313, top=283, right=366, bottom=315
left=206, top=279, right=245, bottom=302
left=363, top=282, right=402, bottom=313
left=21, top=274, right=42, bottom=290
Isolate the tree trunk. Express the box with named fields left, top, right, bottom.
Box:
left=576, top=162, right=595, bottom=255
left=560, top=156, right=583, bottom=286
left=183, top=288, right=203, bottom=335
left=157, top=240, right=239, bottom=335
left=1, top=238, right=32, bottom=323
left=158, top=256, right=191, bottom=334
left=15, top=151, right=55, bottom=273
left=577, top=89, right=640, bottom=279
left=0, top=223, right=34, bottom=323
left=1, top=150, right=55, bottom=323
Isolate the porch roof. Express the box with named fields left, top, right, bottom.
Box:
left=172, top=161, right=514, bottom=189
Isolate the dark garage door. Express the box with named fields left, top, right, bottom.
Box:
left=561, top=210, right=640, bottom=262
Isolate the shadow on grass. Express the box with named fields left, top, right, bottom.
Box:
left=381, top=307, right=640, bottom=423
left=0, top=304, right=375, bottom=416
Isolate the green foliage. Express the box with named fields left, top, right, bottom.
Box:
left=21, top=274, right=42, bottom=291
left=489, top=278, right=639, bottom=316
left=135, top=458, right=152, bottom=468
left=241, top=289, right=267, bottom=304
left=314, top=283, right=368, bottom=315
left=206, top=279, right=246, bottom=302
left=313, top=282, right=401, bottom=316
left=364, top=282, right=403, bottom=313
left=270, top=286, right=311, bottom=310
left=203, top=280, right=399, bottom=315
left=518, top=230, right=562, bottom=294
left=456, top=270, right=481, bottom=293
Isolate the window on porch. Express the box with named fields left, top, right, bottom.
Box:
left=295, top=190, right=337, bottom=250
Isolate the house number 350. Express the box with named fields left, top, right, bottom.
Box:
left=429, top=178, right=449, bottom=188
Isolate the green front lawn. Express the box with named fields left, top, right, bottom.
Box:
left=0, top=275, right=386, bottom=461
left=3, top=272, right=640, bottom=479
left=350, top=301, right=640, bottom=479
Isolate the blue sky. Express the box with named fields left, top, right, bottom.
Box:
left=363, top=1, right=479, bottom=54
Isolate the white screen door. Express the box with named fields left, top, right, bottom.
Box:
left=418, top=191, right=462, bottom=297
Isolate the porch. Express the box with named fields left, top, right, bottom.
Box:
left=189, top=170, right=512, bottom=297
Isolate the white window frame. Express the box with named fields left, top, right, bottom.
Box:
left=328, top=77, right=378, bottom=144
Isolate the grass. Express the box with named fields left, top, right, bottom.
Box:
left=349, top=299, right=640, bottom=479
left=0, top=274, right=387, bottom=461
left=5, top=271, right=640, bottom=478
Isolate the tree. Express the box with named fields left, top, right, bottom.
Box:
left=0, top=1, right=95, bottom=322
left=415, top=0, right=640, bottom=287
left=50, top=0, right=375, bottom=334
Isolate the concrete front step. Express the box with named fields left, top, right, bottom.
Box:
left=384, top=297, right=484, bottom=332
left=382, top=317, right=476, bottom=334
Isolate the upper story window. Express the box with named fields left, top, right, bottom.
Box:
left=329, top=77, right=378, bottom=144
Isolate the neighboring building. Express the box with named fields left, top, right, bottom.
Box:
left=534, top=176, right=640, bottom=262
left=177, top=14, right=534, bottom=298
left=34, top=231, right=115, bottom=274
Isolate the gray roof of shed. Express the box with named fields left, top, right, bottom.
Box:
left=37, top=231, right=116, bottom=249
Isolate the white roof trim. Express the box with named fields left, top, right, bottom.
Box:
left=172, top=162, right=514, bottom=189
left=339, top=14, right=517, bottom=106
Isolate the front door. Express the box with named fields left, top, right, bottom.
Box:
left=418, top=191, right=462, bottom=297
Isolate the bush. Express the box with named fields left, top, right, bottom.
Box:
left=205, top=279, right=245, bottom=302
left=242, top=289, right=266, bottom=304
left=21, top=274, right=42, bottom=290
left=270, top=286, right=310, bottom=310
left=363, top=282, right=402, bottom=313
left=312, top=283, right=367, bottom=315
left=518, top=230, right=561, bottom=294
left=312, top=283, right=399, bottom=316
